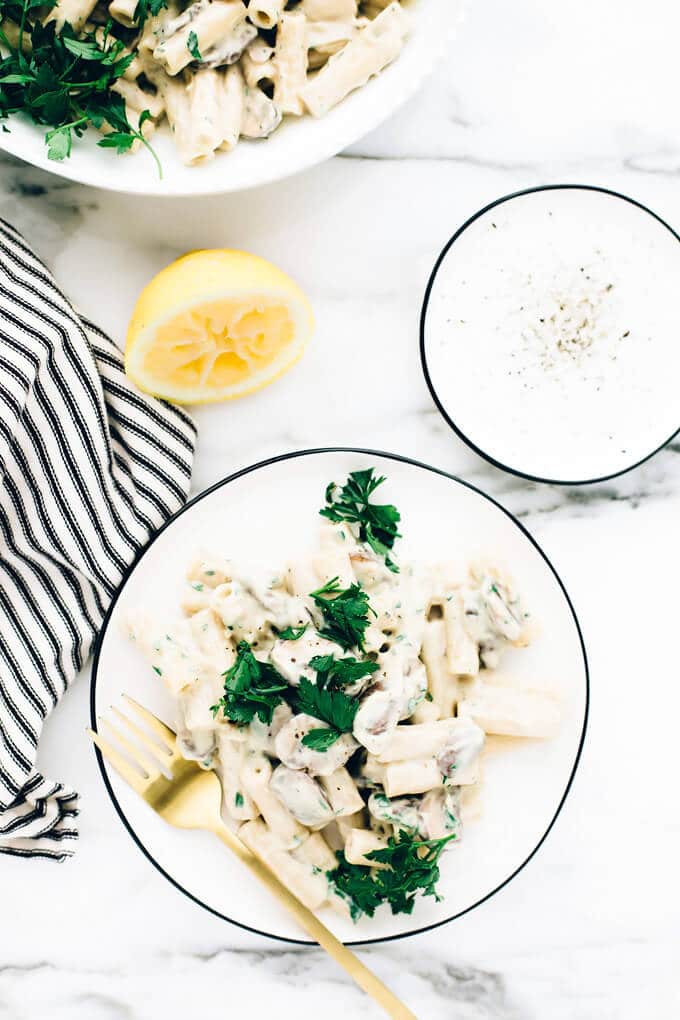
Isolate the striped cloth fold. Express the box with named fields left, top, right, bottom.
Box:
left=0, top=219, right=196, bottom=860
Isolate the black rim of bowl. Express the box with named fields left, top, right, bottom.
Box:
left=90, top=446, right=590, bottom=946
left=420, top=183, right=680, bottom=486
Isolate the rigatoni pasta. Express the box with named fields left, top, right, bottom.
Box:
left=127, top=467, right=559, bottom=920
left=11, top=0, right=411, bottom=167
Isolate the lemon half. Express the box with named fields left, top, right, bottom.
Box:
left=125, top=249, right=314, bottom=404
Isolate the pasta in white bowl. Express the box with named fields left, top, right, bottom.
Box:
left=92, top=450, right=588, bottom=942
left=0, top=0, right=464, bottom=193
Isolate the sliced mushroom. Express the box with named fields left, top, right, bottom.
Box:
left=420, top=788, right=462, bottom=842
left=200, top=18, right=257, bottom=67
left=240, top=88, right=282, bottom=139
left=435, top=716, right=485, bottom=781
left=368, top=791, right=421, bottom=836
left=270, top=765, right=335, bottom=829
left=352, top=688, right=401, bottom=755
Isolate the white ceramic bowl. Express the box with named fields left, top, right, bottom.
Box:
left=421, top=185, right=680, bottom=484
left=91, top=448, right=588, bottom=945
left=0, top=0, right=461, bottom=196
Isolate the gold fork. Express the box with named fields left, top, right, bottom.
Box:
left=88, top=696, right=417, bottom=1020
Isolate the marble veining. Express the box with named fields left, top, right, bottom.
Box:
left=1, top=0, right=679, bottom=1017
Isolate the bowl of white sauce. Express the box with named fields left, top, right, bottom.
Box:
left=420, top=185, right=680, bottom=484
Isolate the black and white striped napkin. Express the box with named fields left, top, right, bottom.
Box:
left=0, top=219, right=196, bottom=860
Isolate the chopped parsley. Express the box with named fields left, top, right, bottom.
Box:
left=329, top=831, right=456, bottom=919
left=320, top=468, right=401, bottom=573
left=234, top=791, right=244, bottom=808
left=187, top=30, right=201, bottom=60
left=0, top=10, right=161, bottom=172
left=296, top=677, right=358, bottom=750
left=310, top=577, right=374, bottom=651
left=211, top=641, right=287, bottom=726
left=277, top=624, right=308, bottom=641
left=152, top=666, right=162, bottom=676
left=309, top=654, right=378, bottom=691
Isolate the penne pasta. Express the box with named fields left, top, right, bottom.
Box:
left=153, top=0, right=246, bottom=76
left=458, top=687, right=561, bottom=738
left=241, top=753, right=309, bottom=848
left=246, top=0, right=285, bottom=29
left=301, top=0, right=357, bottom=19
left=273, top=11, right=308, bottom=116
left=319, top=767, right=365, bottom=817
left=239, top=820, right=328, bottom=909
left=301, top=2, right=408, bottom=118
left=344, top=828, right=388, bottom=867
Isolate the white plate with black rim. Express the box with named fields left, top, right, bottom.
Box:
left=91, top=447, right=588, bottom=944
left=420, top=185, right=680, bottom=485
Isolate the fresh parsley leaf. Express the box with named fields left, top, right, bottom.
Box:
left=211, top=641, right=287, bottom=726
left=310, top=577, right=374, bottom=651
left=98, top=130, right=137, bottom=154
left=187, top=30, right=201, bottom=60
left=328, top=831, right=456, bottom=919
left=45, top=123, right=72, bottom=161
left=295, top=677, right=358, bottom=734
left=301, top=727, right=340, bottom=752
left=278, top=624, right=308, bottom=641
left=309, top=653, right=378, bottom=690
left=320, top=469, right=401, bottom=573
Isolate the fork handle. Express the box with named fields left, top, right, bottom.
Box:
left=212, top=826, right=417, bottom=1020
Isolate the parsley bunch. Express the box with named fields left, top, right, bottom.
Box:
left=0, top=7, right=161, bottom=172
left=329, top=831, right=456, bottom=919
left=311, top=577, right=374, bottom=651
left=321, top=469, right=401, bottom=573
left=211, top=641, right=287, bottom=726
left=296, top=677, right=358, bottom=751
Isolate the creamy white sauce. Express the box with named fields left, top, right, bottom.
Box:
left=423, top=187, right=680, bottom=481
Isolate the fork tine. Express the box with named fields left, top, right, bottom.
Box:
left=100, top=716, right=161, bottom=780
left=87, top=728, right=148, bottom=795
left=122, top=694, right=177, bottom=750
left=111, top=706, right=175, bottom=767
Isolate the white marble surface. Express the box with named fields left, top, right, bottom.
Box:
left=1, top=0, right=680, bottom=1017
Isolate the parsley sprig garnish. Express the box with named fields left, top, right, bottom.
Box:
left=211, top=641, right=287, bottom=726
left=321, top=469, right=401, bottom=573
left=296, top=677, right=359, bottom=750
left=0, top=8, right=161, bottom=173
left=329, top=831, right=456, bottom=919
left=309, top=654, right=378, bottom=691
left=310, top=577, right=374, bottom=651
